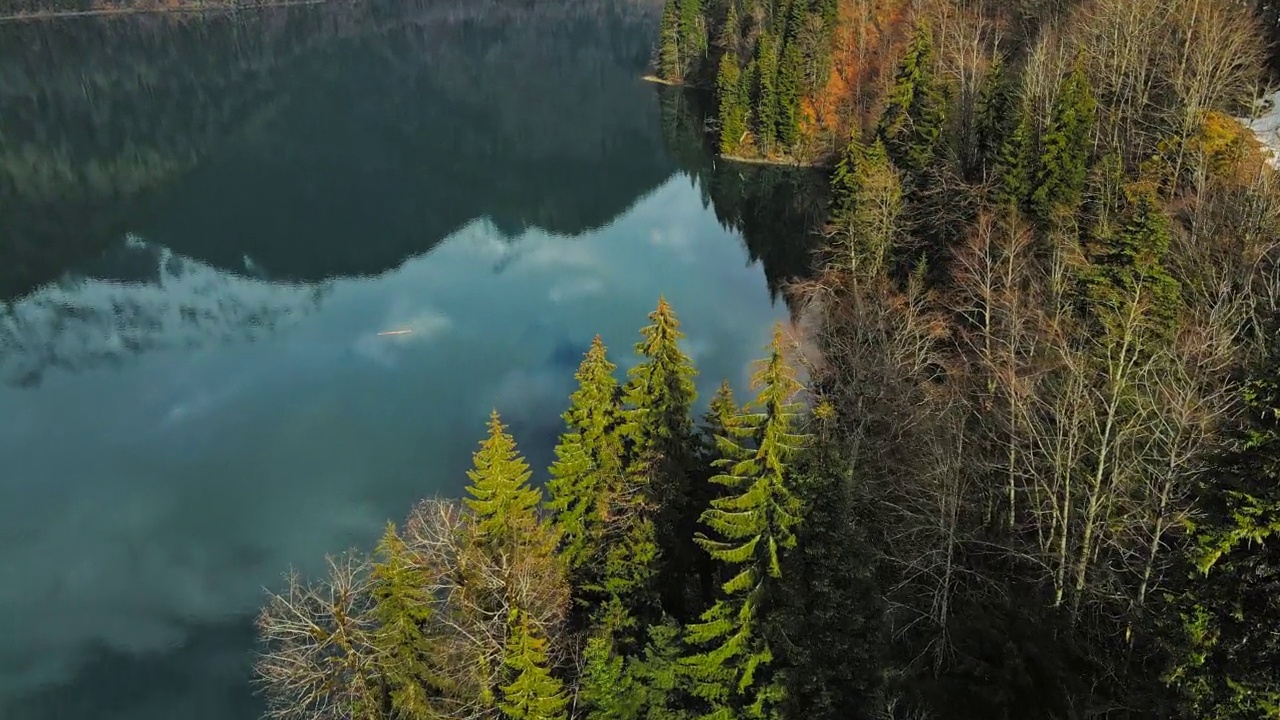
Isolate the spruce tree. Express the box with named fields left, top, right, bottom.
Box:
left=622, top=297, right=700, bottom=612
left=1168, top=325, right=1280, bottom=718
left=774, top=431, right=885, bottom=720
left=677, top=0, right=707, bottom=79
left=465, top=410, right=542, bottom=551
left=715, top=0, right=740, bottom=55
left=877, top=20, right=947, bottom=180
left=753, top=34, right=780, bottom=155
left=1031, top=61, right=1096, bottom=227
left=547, top=336, right=625, bottom=586
left=829, top=136, right=901, bottom=273
left=717, top=52, right=748, bottom=155
left=775, top=0, right=807, bottom=150
left=498, top=608, right=569, bottom=720
left=370, top=523, right=443, bottom=720
left=684, top=325, right=808, bottom=720
left=1081, top=179, right=1180, bottom=341
left=973, top=55, right=1019, bottom=184
left=659, top=0, right=682, bottom=81
left=992, top=104, right=1035, bottom=210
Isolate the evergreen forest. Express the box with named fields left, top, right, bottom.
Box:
left=257, top=0, right=1280, bottom=718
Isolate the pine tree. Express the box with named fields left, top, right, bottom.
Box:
left=370, top=523, right=444, bottom=720
left=992, top=104, right=1035, bottom=210
left=547, top=336, right=624, bottom=586
left=774, top=433, right=885, bottom=720
left=703, top=380, right=739, bottom=450
left=1031, top=61, right=1096, bottom=227
left=1081, top=179, right=1181, bottom=341
left=717, top=52, right=748, bottom=155
left=684, top=325, right=808, bottom=720
left=498, top=608, right=569, bottom=720
left=677, top=0, right=707, bottom=79
left=659, top=0, right=682, bottom=81
left=775, top=0, right=808, bottom=150
left=877, top=20, right=947, bottom=179
left=465, top=410, right=542, bottom=551
left=1168, top=325, right=1280, bottom=718
left=829, top=136, right=901, bottom=273
left=753, top=34, right=780, bottom=155
left=715, top=0, right=740, bottom=55
left=622, top=297, right=700, bottom=611
left=973, top=55, right=1019, bottom=183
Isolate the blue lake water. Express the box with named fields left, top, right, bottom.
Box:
left=0, top=1, right=819, bottom=717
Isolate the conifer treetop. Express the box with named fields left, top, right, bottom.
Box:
left=465, top=410, right=542, bottom=545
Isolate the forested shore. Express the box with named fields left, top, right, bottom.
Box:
left=254, top=0, right=1280, bottom=718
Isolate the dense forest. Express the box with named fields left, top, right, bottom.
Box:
left=256, top=0, right=1280, bottom=718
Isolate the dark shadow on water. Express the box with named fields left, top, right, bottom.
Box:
left=10, top=617, right=262, bottom=720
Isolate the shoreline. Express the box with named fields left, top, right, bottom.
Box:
left=640, top=74, right=682, bottom=87
left=0, top=0, right=327, bottom=23
left=720, top=153, right=825, bottom=169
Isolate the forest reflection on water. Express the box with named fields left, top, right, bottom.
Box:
left=0, top=2, right=823, bottom=718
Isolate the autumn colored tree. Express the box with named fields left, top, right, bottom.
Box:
left=683, top=325, right=808, bottom=720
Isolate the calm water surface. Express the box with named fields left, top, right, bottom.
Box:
left=0, top=2, right=820, bottom=717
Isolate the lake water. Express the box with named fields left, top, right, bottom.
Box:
left=0, top=1, right=820, bottom=717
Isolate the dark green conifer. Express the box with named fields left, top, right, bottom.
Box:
left=684, top=325, right=808, bottom=720
left=717, top=52, right=749, bottom=155
left=1031, top=61, right=1097, bottom=226
left=973, top=55, right=1019, bottom=183
left=1168, top=324, right=1280, bottom=718
left=659, top=0, right=682, bottom=81
left=465, top=410, right=542, bottom=551
left=622, top=297, right=700, bottom=602
left=992, top=104, right=1035, bottom=210
left=775, top=0, right=808, bottom=149
left=370, top=523, right=444, bottom=720
left=1081, top=179, right=1180, bottom=340
left=498, top=608, right=568, bottom=720
left=774, top=429, right=886, bottom=720
left=753, top=34, right=780, bottom=155
left=547, top=336, right=624, bottom=584
left=877, top=20, right=947, bottom=179
left=677, top=0, right=707, bottom=78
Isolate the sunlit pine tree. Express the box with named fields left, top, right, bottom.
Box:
left=465, top=410, right=542, bottom=553
left=877, top=20, right=947, bottom=180
left=683, top=325, right=808, bottom=720
left=620, top=297, right=700, bottom=614
left=498, top=608, right=569, bottom=720
left=547, top=336, right=625, bottom=589
left=370, top=523, right=446, bottom=720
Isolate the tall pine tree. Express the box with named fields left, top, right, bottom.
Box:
left=465, top=410, right=542, bottom=552
left=659, top=0, right=682, bottom=81
left=622, top=297, right=701, bottom=617
left=499, top=608, right=569, bottom=720
left=1168, top=320, right=1280, bottom=719
left=877, top=20, right=947, bottom=180
left=370, top=523, right=444, bottom=720
left=717, top=52, right=749, bottom=155
left=753, top=34, right=781, bottom=156
left=547, top=336, right=624, bottom=588
left=683, top=325, right=808, bottom=720
left=1031, top=60, right=1096, bottom=227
